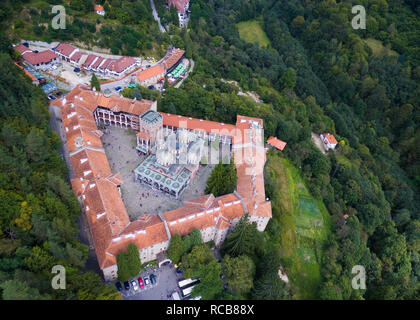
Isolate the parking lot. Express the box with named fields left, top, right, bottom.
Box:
left=120, top=262, right=185, bottom=300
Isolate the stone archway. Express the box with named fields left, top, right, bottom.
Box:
left=157, top=252, right=171, bottom=268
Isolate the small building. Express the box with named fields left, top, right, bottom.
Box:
left=13, top=44, right=59, bottom=69
left=168, top=0, right=190, bottom=14
left=137, top=110, right=163, bottom=153
left=267, top=136, right=287, bottom=151
left=54, top=43, right=79, bottom=62
left=22, top=50, right=59, bottom=69
left=320, top=133, right=338, bottom=150
left=69, top=51, right=85, bottom=66
left=106, top=56, right=139, bottom=77
left=136, top=65, right=165, bottom=87
left=159, top=47, right=185, bottom=73
left=94, top=4, right=105, bottom=16
left=13, top=44, right=32, bottom=56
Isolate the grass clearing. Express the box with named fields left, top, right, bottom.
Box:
left=364, top=38, right=399, bottom=58
left=236, top=20, right=271, bottom=48
left=265, top=152, right=331, bottom=299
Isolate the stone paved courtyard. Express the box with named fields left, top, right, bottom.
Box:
left=101, top=126, right=214, bottom=220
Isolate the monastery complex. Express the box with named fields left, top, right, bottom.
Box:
left=52, top=85, right=272, bottom=281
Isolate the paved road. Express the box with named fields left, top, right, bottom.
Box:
left=311, top=132, right=327, bottom=155
left=150, top=0, right=166, bottom=33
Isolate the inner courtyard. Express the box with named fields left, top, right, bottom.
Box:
left=101, top=126, right=215, bottom=220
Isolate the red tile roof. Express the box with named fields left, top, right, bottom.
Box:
left=99, top=59, right=113, bottom=70
left=82, top=54, right=98, bottom=69
left=107, top=56, right=137, bottom=74
left=14, top=44, right=32, bottom=55
left=137, top=65, right=165, bottom=82
left=159, top=113, right=237, bottom=136
left=322, top=133, right=338, bottom=145
left=70, top=51, right=84, bottom=62
left=91, top=56, right=105, bottom=69
left=55, top=43, right=77, bottom=57
left=159, top=48, right=185, bottom=71
left=59, top=85, right=272, bottom=272
left=267, top=136, right=287, bottom=151
left=94, top=4, right=104, bottom=12
left=22, top=50, right=58, bottom=65
left=168, top=0, right=189, bottom=13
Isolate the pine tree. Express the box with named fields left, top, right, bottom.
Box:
left=132, top=87, right=142, bottom=100
left=222, top=214, right=260, bottom=257
left=251, top=272, right=288, bottom=300
left=168, top=102, right=176, bottom=114
left=116, top=243, right=141, bottom=281
left=90, top=73, right=101, bottom=91
left=167, top=234, right=183, bottom=263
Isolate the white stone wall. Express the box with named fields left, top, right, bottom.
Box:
left=200, top=226, right=216, bottom=243
left=139, top=240, right=170, bottom=263
left=214, top=227, right=229, bottom=247
left=103, top=264, right=118, bottom=282
left=249, top=215, right=270, bottom=232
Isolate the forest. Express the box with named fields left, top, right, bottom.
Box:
left=0, top=0, right=418, bottom=299
left=0, top=35, right=121, bottom=299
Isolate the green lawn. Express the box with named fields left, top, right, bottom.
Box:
left=236, top=20, right=271, bottom=48
left=364, top=38, right=399, bottom=58
left=266, top=152, right=331, bottom=299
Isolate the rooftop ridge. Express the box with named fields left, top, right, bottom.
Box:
left=158, top=213, right=172, bottom=241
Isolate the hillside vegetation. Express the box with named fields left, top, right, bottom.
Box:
left=236, top=20, right=271, bottom=48
left=265, top=152, right=331, bottom=299
left=0, top=0, right=418, bottom=300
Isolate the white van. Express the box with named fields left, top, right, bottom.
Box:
left=172, top=292, right=181, bottom=300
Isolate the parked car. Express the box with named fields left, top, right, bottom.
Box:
left=115, top=86, right=122, bottom=91
left=131, top=279, right=139, bottom=291
left=123, top=281, right=130, bottom=290
left=144, top=277, right=150, bottom=286
left=73, top=67, right=80, bottom=72
left=115, top=282, right=123, bottom=292
left=150, top=274, right=156, bottom=284
left=146, top=65, right=151, bottom=68
left=47, top=95, right=56, bottom=100
left=138, top=277, right=144, bottom=288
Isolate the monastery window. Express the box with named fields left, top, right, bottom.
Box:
left=80, top=158, right=88, bottom=164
